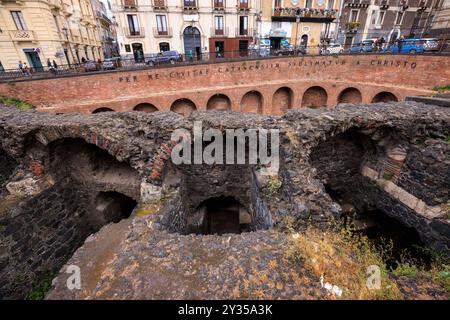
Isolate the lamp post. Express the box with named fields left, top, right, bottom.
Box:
left=295, top=14, right=301, bottom=47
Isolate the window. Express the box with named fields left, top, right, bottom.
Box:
left=327, top=0, right=334, bottom=9
left=239, top=0, right=248, bottom=8
left=214, top=0, right=224, bottom=7
left=305, top=0, right=313, bottom=8
left=239, top=16, right=248, bottom=35
left=395, top=12, right=403, bottom=25
left=350, top=10, right=359, bottom=22
left=184, top=0, right=196, bottom=7
left=156, top=15, right=167, bottom=34
left=274, top=0, right=282, bottom=6
left=159, top=42, right=170, bottom=52
left=377, top=11, right=386, bottom=25
left=215, top=15, right=224, bottom=35
left=53, top=15, right=60, bottom=33
left=11, top=11, right=27, bottom=30
left=127, top=14, right=140, bottom=35
left=125, top=44, right=131, bottom=52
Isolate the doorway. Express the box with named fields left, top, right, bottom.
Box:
left=301, top=34, right=309, bottom=47
left=23, top=49, right=43, bottom=71
left=270, top=37, right=282, bottom=49
left=159, top=42, right=170, bottom=52
left=183, top=27, right=201, bottom=60
left=132, top=43, right=144, bottom=62
left=202, top=196, right=241, bottom=235
left=239, top=40, right=248, bottom=56
left=215, top=41, right=224, bottom=58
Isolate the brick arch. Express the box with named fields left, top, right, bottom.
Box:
left=371, top=91, right=399, bottom=103
left=302, top=86, right=328, bottom=108
left=272, top=87, right=293, bottom=115
left=337, top=87, right=362, bottom=104
left=207, top=94, right=232, bottom=111
left=92, top=107, right=114, bottom=114
left=170, top=98, right=197, bottom=117
left=133, top=103, right=158, bottom=113
left=240, top=91, right=263, bottom=114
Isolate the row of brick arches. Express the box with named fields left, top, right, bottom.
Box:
left=91, top=88, right=399, bottom=115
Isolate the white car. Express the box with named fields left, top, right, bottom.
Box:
left=321, top=44, right=344, bottom=55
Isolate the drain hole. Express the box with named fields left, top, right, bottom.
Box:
left=200, top=196, right=251, bottom=235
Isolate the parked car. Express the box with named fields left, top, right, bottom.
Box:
left=83, top=60, right=100, bottom=72
left=146, top=51, right=182, bottom=66
left=320, top=43, right=344, bottom=55
left=102, top=57, right=120, bottom=70
left=385, top=38, right=440, bottom=54
left=273, top=45, right=307, bottom=56
left=349, top=40, right=375, bottom=53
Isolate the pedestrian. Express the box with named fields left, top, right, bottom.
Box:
left=397, top=35, right=404, bottom=54
left=48, top=58, right=56, bottom=75
left=52, top=60, right=58, bottom=75
left=22, top=62, right=30, bottom=77
left=18, top=60, right=24, bottom=75
left=379, top=36, right=386, bottom=51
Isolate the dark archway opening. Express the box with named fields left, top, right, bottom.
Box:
left=372, top=91, right=398, bottom=103
left=201, top=196, right=247, bottom=235
left=133, top=103, right=158, bottom=113
left=92, top=107, right=114, bottom=114
left=337, top=87, right=362, bottom=104
left=302, top=86, right=328, bottom=108
left=94, top=191, right=137, bottom=224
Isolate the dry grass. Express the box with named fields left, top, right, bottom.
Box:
left=286, top=223, right=403, bottom=300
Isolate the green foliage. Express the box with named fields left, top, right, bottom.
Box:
left=0, top=96, right=34, bottom=110
left=25, top=271, right=56, bottom=300
left=432, top=84, right=450, bottom=93
left=267, top=176, right=282, bottom=193
left=382, top=172, right=394, bottom=181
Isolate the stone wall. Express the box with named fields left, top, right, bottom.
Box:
left=0, top=180, right=90, bottom=299
left=0, top=54, right=447, bottom=114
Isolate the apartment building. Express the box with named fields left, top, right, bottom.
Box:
left=337, top=0, right=439, bottom=47
left=421, top=0, right=450, bottom=39
left=93, top=0, right=119, bottom=57
left=259, top=0, right=342, bottom=50
left=0, top=0, right=104, bottom=70
left=112, top=0, right=261, bottom=60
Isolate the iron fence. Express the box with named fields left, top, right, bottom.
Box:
left=1, top=42, right=449, bottom=82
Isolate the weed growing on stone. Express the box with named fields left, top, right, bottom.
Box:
left=0, top=96, right=34, bottom=110
left=432, top=84, right=450, bottom=93
left=26, top=270, right=57, bottom=300
left=267, top=176, right=282, bottom=194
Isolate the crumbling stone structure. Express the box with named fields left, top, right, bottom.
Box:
left=0, top=101, right=448, bottom=299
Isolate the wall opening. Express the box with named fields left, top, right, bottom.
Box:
left=337, top=87, right=362, bottom=104
left=310, top=130, right=435, bottom=269
left=200, top=196, right=246, bottom=235
left=272, top=87, right=293, bottom=114
left=94, top=191, right=137, bottom=224
left=207, top=94, right=231, bottom=111
left=371, top=91, right=398, bottom=103
left=240, top=91, right=263, bottom=113
left=133, top=103, right=158, bottom=113
left=92, top=107, right=114, bottom=113
left=302, top=86, right=328, bottom=108
left=170, top=98, right=197, bottom=117
left=0, top=148, right=17, bottom=191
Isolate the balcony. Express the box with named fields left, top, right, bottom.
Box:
left=210, top=27, right=229, bottom=37
left=380, top=0, right=389, bottom=9
left=9, top=30, right=36, bottom=42
left=346, top=1, right=370, bottom=8
left=183, top=5, right=199, bottom=13
left=152, top=0, right=167, bottom=10
left=235, top=28, right=254, bottom=37
left=123, top=27, right=145, bottom=37
left=152, top=27, right=173, bottom=37
left=272, top=8, right=338, bottom=22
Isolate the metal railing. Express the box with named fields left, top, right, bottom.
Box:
left=1, top=43, right=449, bottom=82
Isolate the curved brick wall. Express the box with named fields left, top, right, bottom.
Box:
left=0, top=54, right=449, bottom=115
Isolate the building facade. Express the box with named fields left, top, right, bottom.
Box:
left=93, top=0, right=119, bottom=57
left=336, top=0, right=441, bottom=47
left=259, top=0, right=342, bottom=52
left=112, top=0, right=261, bottom=60
left=421, top=0, right=450, bottom=39
left=0, top=0, right=104, bottom=70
